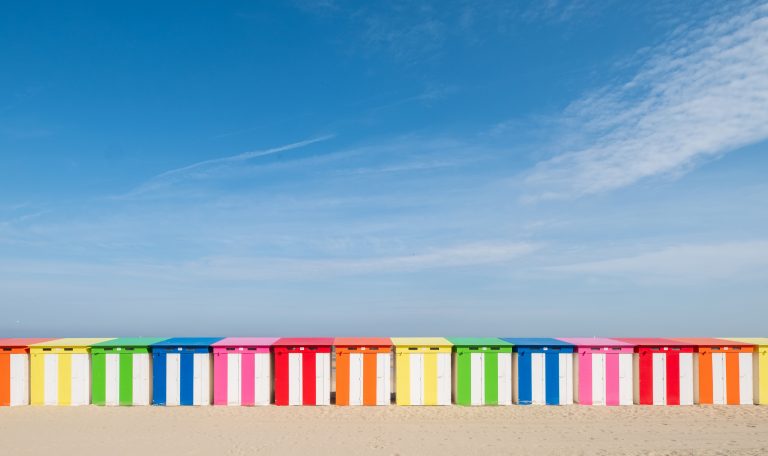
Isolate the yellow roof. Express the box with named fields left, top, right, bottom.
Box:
left=725, top=338, right=768, bottom=346
left=31, top=338, right=114, bottom=347
left=391, top=337, right=452, bottom=347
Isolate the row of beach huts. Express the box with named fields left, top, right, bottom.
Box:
left=1, top=337, right=766, bottom=407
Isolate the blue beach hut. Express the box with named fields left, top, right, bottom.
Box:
left=502, top=338, right=575, bottom=405
left=151, top=338, right=222, bottom=406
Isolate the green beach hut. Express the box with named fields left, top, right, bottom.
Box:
left=449, top=338, right=514, bottom=406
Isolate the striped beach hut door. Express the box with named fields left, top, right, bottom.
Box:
left=652, top=352, right=666, bottom=405
left=437, top=352, right=450, bottom=405
left=558, top=352, right=573, bottom=404
left=376, top=353, right=389, bottom=404
left=227, top=352, right=241, bottom=405
left=316, top=353, right=330, bottom=405
left=498, top=352, right=511, bottom=405
left=470, top=352, right=484, bottom=405
left=409, top=353, right=424, bottom=405
left=43, top=353, right=57, bottom=405
left=712, top=353, right=727, bottom=404
left=349, top=353, right=363, bottom=405
left=288, top=353, right=302, bottom=405
left=591, top=352, right=606, bottom=405
left=9, top=355, right=28, bottom=406
left=739, top=352, right=753, bottom=404
left=105, top=354, right=120, bottom=405
left=679, top=352, right=694, bottom=405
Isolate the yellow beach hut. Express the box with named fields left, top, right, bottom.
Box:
left=30, top=338, right=113, bottom=406
left=726, top=338, right=768, bottom=405
left=392, top=338, right=452, bottom=406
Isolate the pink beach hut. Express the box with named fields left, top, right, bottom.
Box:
left=212, top=338, right=278, bottom=406
left=558, top=338, right=634, bottom=406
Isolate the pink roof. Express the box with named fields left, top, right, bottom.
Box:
left=557, top=337, right=632, bottom=347
left=211, top=337, right=278, bottom=347
left=275, top=337, right=334, bottom=346
left=614, top=338, right=692, bottom=347
left=334, top=337, right=392, bottom=346
left=671, top=337, right=753, bottom=347
left=0, top=338, right=54, bottom=347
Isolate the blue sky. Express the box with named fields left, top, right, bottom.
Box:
left=1, top=0, right=767, bottom=337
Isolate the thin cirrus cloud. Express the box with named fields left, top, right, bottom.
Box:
left=125, top=134, right=335, bottom=197
left=547, top=240, right=768, bottom=282
left=525, top=3, right=768, bottom=200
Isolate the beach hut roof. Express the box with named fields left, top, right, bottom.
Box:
left=501, top=337, right=573, bottom=347
left=274, top=337, right=334, bottom=346
left=334, top=337, right=392, bottom=347
left=671, top=337, right=754, bottom=346
left=212, top=337, right=279, bottom=347
left=0, top=338, right=54, bottom=347
left=557, top=337, right=632, bottom=347
left=723, top=337, right=768, bottom=345
left=92, top=337, right=169, bottom=347
left=613, top=337, right=693, bottom=347
left=152, top=337, right=223, bottom=347
left=391, top=337, right=452, bottom=347
left=30, top=338, right=114, bottom=347
left=447, top=337, right=511, bottom=347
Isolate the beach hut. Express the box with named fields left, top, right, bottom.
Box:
left=91, top=338, right=168, bottom=406
left=212, top=338, right=278, bottom=406
left=502, top=338, right=575, bottom=405
left=29, top=338, right=113, bottom=406
left=558, top=338, right=633, bottom=406
left=726, top=338, right=768, bottom=405
left=0, top=338, right=52, bottom=406
left=449, top=338, right=513, bottom=406
left=334, top=337, right=392, bottom=406
left=672, top=338, right=754, bottom=405
left=392, top=338, right=452, bottom=406
left=614, top=338, right=695, bottom=406
left=151, top=337, right=222, bottom=406
left=274, top=338, right=333, bottom=406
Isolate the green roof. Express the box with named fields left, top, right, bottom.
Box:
left=448, top=337, right=512, bottom=347
left=92, top=337, right=169, bottom=347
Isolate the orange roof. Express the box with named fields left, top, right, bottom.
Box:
left=671, top=337, right=753, bottom=346
left=334, top=337, right=391, bottom=347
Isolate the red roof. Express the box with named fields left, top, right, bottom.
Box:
left=671, top=337, right=753, bottom=347
left=274, top=337, right=334, bottom=347
left=614, top=338, right=693, bottom=347
left=334, top=337, right=391, bottom=347
left=0, top=338, right=54, bottom=347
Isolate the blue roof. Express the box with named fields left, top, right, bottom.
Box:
left=151, top=337, right=223, bottom=347
left=501, top=338, right=574, bottom=347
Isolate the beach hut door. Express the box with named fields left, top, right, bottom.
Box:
left=288, top=353, right=303, bottom=405
left=349, top=353, right=363, bottom=406
left=105, top=354, right=120, bottom=406
left=409, top=354, right=424, bottom=405
left=592, top=353, right=606, bottom=405
left=678, top=353, right=694, bottom=405
left=227, top=353, right=241, bottom=405
left=376, top=353, right=390, bottom=405
left=738, top=352, right=753, bottom=405
left=531, top=352, right=545, bottom=405
left=470, top=352, right=485, bottom=405
left=712, top=353, right=727, bottom=405
left=316, top=353, right=331, bottom=406
left=10, top=354, right=29, bottom=406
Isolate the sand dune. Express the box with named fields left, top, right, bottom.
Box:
left=2, top=405, right=768, bottom=455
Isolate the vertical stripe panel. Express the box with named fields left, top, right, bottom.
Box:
left=698, top=351, right=713, bottom=404
left=302, top=351, right=316, bottom=405
left=91, top=353, right=106, bottom=406
left=725, top=352, right=740, bottom=405
left=241, top=352, right=255, bottom=406
left=497, top=353, right=512, bottom=405
left=423, top=353, right=438, bottom=405
left=105, top=354, right=119, bottom=406
left=409, top=354, right=423, bottom=405
left=470, top=353, right=483, bottom=405
left=180, top=352, right=194, bottom=406
left=591, top=353, right=604, bottom=405
left=226, top=353, right=240, bottom=405
left=133, top=354, right=150, bottom=405
left=437, top=353, right=451, bottom=405
left=531, top=353, right=545, bottom=404
left=9, top=355, right=28, bottom=406
left=31, top=353, right=44, bottom=405
left=638, top=351, right=653, bottom=405
left=349, top=353, right=363, bottom=406
left=652, top=353, right=665, bottom=405
left=0, top=354, right=10, bottom=406
left=254, top=353, right=270, bottom=406
left=288, top=353, right=303, bottom=405
left=152, top=352, right=166, bottom=405
left=666, top=350, right=680, bottom=405
left=213, top=353, right=227, bottom=406
left=605, top=353, right=619, bottom=406
left=70, top=354, right=89, bottom=406
left=274, top=350, right=289, bottom=405
left=335, top=351, right=349, bottom=406
left=119, top=352, right=134, bottom=405
left=58, top=354, right=72, bottom=406
left=579, top=352, right=593, bottom=405
left=545, top=351, right=560, bottom=405
left=456, top=350, right=472, bottom=405
left=711, top=353, right=726, bottom=404
left=43, top=354, right=58, bottom=405
left=738, top=352, right=753, bottom=405
left=396, top=353, right=410, bottom=405
left=759, top=349, right=768, bottom=405
left=484, top=351, right=499, bottom=405
left=678, top=353, right=694, bottom=405
left=559, top=352, right=573, bottom=404
left=362, top=352, right=378, bottom=406
left=166, top=353, right=181, bottom=406
left=316, top=353, right=330, bottom=405
left=517, top=351, right=532, bottom=404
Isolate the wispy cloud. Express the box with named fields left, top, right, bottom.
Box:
left=548, top=240, right=768, bottom=282
left=126, top=135, right=335, bottom=196
left=525, top=3, right=768, bottom=200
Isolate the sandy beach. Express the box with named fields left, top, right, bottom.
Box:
left=1, top=405, right=767, bottom=455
